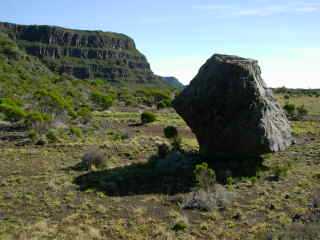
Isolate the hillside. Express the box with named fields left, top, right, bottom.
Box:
left=162, top=76, right=184, bottom=89
left=0, top=22, right=178, bottom=133
left=0, top=22, right=167, bottom=85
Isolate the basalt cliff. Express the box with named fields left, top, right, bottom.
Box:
left=0, top=22, right=164, bottom=85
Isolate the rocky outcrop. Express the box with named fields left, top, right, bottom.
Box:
left=173, top=54, right=293, bottom=157
left=162, top=76, right=184, bottom=89
left=0, top=22, right=161, bottom=84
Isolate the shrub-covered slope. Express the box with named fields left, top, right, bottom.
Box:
left=0, top=28, right=175, bottom=126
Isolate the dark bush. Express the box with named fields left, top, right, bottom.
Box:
left=164, top=126, right=179, bottom=139
left=296, top=105, right=308, bottom=119
left=141, top=111, right=156, bottom=124
left=157, top=143, right=171, bottom=158
left=283, top=103, right=296, bottom=118
left=283, top=103, right=308, bottom=120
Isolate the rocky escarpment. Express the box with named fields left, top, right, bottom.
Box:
left=173, top=54, right=293, bottom=157
left=0, top=22, right=160, bottom=83
left=162, top=77, right=184, bottom=89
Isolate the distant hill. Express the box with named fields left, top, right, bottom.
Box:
left=0, top=22, right=170, bottom=87
left=162, top=76, right=184, bottom=89
left=0, top=22, right=177, bottom=125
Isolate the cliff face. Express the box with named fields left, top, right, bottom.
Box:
left=0, top=22, right=160, bottom=84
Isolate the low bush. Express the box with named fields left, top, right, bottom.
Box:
left=141, top=111, right=156, bottom=124
left=46, top=129, right=59, bottom=143
left=273, top=164, right=289, bottom=180
left=157, top=143, right=171, bottom=158
left=283, top=103, right=296, bottom=118
left=182, top=185, right=235, bottom=211
left=70, top=127, right=83, bottom=138
left=91, top=91, right=114, bottom=110
left=164, top=126, right=178, bottom=139
left=0, top=101, right=26, bottom=122
left=157, top=99, right=171, bottom=109
left=171, top=215, right=189, bottom=232
left=283, top=103, right=308, bottom=120
left=81, top=147, right=107, bottom=171
left=296, top=105, right=308, bottom=119
left=77, top=106, right=92, bottom=124
left=34, top=89, right=76, bottom=118
left=194, top=162, right=216, bottom=192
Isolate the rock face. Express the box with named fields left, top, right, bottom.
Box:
left=0, top=22, right=162, bottom=84
left=173, top=54, right=292, bottom=156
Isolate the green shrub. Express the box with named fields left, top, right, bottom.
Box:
left=296, top=105, right=308, bottom=119
left=27, top=129, right=38, bottom=141
left=164, top=126, right=178, bottom=139
left=25, top=111, right=51, bottom=126
left=0, top=102, right=26, bottom=122
left=0, top=33, right=20, bottom=59
left=70, top=127, right=83, bottom=138
left=77, top=106, right=92, bottom=123
left=108, top=130, right=129, bottom=141
left=283, top=103, right=296, bottom=118
left=283, top=103, right=308, bottom=120
left=34, top=90, right=76, bottom=118
left=171, top=219, right=188, bottom=232
left=46, top=129, right=59, bottom=143
left=273, top=164, right=289, bottom=180
left=157, top=99, right=171, bottom=109
left=91, top=91, right=114, bottom=110
left=135, top=87, right=172, bottom=107
left=163, top=126, right=181, bottom=151
left=226, top=176, right=234, bottom=190
left=141, top=111, right=156, bottom=124
left=194, top=163, right=216, bottom=191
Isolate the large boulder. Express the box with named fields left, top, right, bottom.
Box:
left=173, top=54, right=292, bottom=157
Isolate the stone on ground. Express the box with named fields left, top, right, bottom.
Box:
left=173, top=54, right=293, bottom=157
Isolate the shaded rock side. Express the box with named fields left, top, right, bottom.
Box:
left=173, top=54, right=293, bottom=156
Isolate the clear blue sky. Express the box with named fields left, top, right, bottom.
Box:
left=1, top=0, right=320, bottom=88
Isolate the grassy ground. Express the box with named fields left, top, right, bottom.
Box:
left=0, top=109, right=320, bottom=239
left=276, top=94, right=320, bottom=116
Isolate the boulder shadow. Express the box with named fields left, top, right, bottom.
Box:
left=74, top=151, right=267, bottom=196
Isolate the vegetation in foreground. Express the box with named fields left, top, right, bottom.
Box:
left=0, top=96, right=320, bottom=239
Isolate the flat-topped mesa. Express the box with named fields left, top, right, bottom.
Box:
left=173, top=54, right=293, bottom=157
left=0, top=22, right=136, bottom=50
left=0, top=22, right=158, bottom=83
